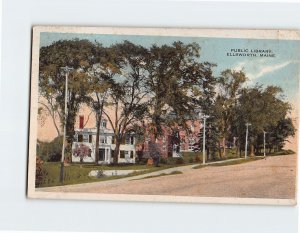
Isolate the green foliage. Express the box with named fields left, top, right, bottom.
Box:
left=38, top=38, right=296, bottom=165
left=216, top=69, right=247, bottom=157
left=146, top=42, right=204, bottom=137
left=159, top=157, right=168, bottom=164
left=35, top=156, right=48, bottom=187
left=36, top=136, right=63, bottom=162
left=39, top=40, right=99, bottom=145
left=175, top=157, right=185, bottom=164
left=193, top=63, right=221, bottom=159
left=234, top=85, right=292, bottom=154
left=265, top=118, right=296, bottom=152
left=37, top=162, right=180, bottom=187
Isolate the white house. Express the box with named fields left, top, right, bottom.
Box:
left=72, top=119, right=136, bottom=164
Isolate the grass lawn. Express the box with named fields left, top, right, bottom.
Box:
left=38, top=149, right=293, bottom=188
left=38, top=162, right=187, bottom=188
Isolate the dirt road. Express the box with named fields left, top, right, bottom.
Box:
left=38, top=155, right=296, bottom=199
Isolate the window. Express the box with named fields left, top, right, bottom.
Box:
left=112, top=136, right=115, bottom=144
left=78, top=134, right=83, bottom=142
left=89, top=135, right=92, bottom=143
left=126, top=135, right=134, bottom=145
left=99, top=149, right=105, bottom=161
left=130, top=151, right=134, bottom=158
left=130, top=136, right=134, bottom=145
left=100, top=136, right=107, bottom=144
left=120, top=150, right=125, bottom=158
left=125, top=151, right=129, bottom=158
left=101, top=120, right=107, bottom=128
left=83, top=134, right=89, bottom=142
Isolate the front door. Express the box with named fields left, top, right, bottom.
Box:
left=99, top=149, right=105, bottom=161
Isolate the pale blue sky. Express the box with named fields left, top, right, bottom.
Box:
left=40, top=32, right=300, bottom=103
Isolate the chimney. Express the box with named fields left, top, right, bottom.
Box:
left=79, top=115, right=84, bottom=129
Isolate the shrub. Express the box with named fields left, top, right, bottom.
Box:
left=37, top=136, right=63, bottom=162
left=35, top=156, right=48, bottom=187
left=195, top=156, right=201, bottom=162
left=189, top=158, right=194, bottom=163
left=160, top=157, right=168, bottom=164
left=175, top=158, right=184, bottom=164
left=138, top=158, right=148, bottom=165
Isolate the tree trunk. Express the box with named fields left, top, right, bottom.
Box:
left=207, top=148, right=209, bottom=161
left=250, top=144, right=255, bottom=157
left=94, top=113, right=101, bottom=164
left=113, top=139, right=121, bottom=164
left=236, top=146, right=239, bottom=158
left=218, top=141, right=222, bottom=159
left=222, top=137, right=226, bottom=158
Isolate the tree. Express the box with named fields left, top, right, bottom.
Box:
left=265, top=117, right=296, bottom=153
left=35, top=156, right=48, bottom=187
left=102, top=41, right=149, bottom=164
left=38, top=94, right=62, bottom=137
left=72, top=143, right=92, bottom=163
left=146, top=42, right=202, bottom=139
left=39, top=40, right=98, bottom=155
left=87, top=60, right=116, bottom=164
left=192, top=62, right=221, bottom=160
left=216, top=69, right=247, bottom=157
left=36, top=136, right=63, bottom=162
left=145, top=42, right=217, bottom=162
left=235, top=85, right=291, bottom=156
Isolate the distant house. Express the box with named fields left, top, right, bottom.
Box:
left=72, top=117, right=136, bottom=164
left=72, top=114, right=202, bottom=163
left=136, top=120, right=202, bottom=159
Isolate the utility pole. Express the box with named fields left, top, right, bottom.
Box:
left=245, top=123, right=251, bottom=159
left=263, top=131, right=267, bottom=158
left=202, top=115, right=209, bottom=165
left=60, top=67, right=73, bottom=184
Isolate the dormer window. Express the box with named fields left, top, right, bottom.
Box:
left=101, top=119, right=107, bottom=128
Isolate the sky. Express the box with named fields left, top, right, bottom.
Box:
left=40, top=32, right=300, bottom=104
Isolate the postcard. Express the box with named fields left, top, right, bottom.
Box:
left=28, top=26, right=300, bottom=205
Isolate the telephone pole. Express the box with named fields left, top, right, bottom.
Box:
left=60, top=67, right=73, bottom=184
left=202, top=115, right=209, bottom=165
left=245, top=123, right=251, bottom=159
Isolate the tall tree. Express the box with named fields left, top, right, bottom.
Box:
left=39, top=40, right=97, bottom=150
left=87, top=60, right=116, bottom=164
left=145, top=42, right=212, bottom=161
left=265, top=117, right=296, bottom=153
left=216, top=69, right=247, bottom=157
left=192, top=62, right=221, bottom=160
left=103, top=41, right=149, bottom=164
left=235, top=85, right=291, bottom=156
